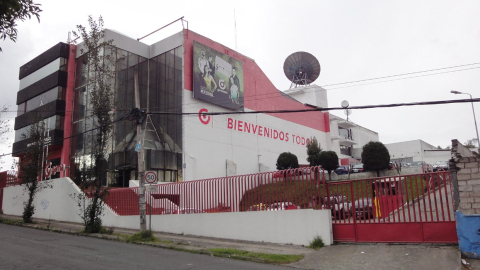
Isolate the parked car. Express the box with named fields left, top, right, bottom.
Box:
left=301, top=168, right=312, bottom=175
left=247, top=203, right=268, bottom=211
left=353, top=198, right=373, bottom=219
left=410, top=161, right=424, bottom=167
left=267, top=202, right=299, bottom=211
left=335, top=166, right=349, bottom=175
left=389, top=162, right=395, bottom=170
left=162, top=209, right=177, bottom=215
left=352, top=164, right=364, bottom=173
left=173, top=208, right=205, bottom=214
left=325, top=195, right=352, bottom=219
left=433, top=161, right=449, bottom=171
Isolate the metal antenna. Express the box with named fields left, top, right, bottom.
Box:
left=234, top=9, right=238, bottom=51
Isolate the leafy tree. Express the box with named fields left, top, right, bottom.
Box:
left=464, top=139, right=478, bottom=149
left=306, top=137, right=322, bottom=166
left=276, top=152, right=299, bottom=170
left=318, top=151, right=338, bottom=180
left=72, top=16, right=115, bottom=233
left=0, top=0, right=42, bottom=52
left=19, top=117, right=51, bottom=223
left=361, top=141, right=390, bottom=177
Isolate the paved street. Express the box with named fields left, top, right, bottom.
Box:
left=0, top=224, right=291, bottom=270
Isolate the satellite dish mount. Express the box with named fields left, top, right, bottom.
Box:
left=341, top=100, right=352, bottom=122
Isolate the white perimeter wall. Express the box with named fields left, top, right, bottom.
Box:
left=2, top=178, right=333, bottom=246
left=183, top=90, right=330, bottom=181
left=2, top=177, right=84, bottom=223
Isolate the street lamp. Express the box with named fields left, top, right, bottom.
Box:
left=451, top=91, right=480, bottom=150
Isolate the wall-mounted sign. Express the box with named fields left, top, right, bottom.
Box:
left=193, top=41, right=244, bottom=110
left=44, top=162, right=66, bottom=178
left=146, top=185, right=158, bottom=193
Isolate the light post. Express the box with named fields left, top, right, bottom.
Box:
left=451, top=91, right=480, bottom=150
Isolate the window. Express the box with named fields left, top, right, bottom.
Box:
left=14, top=115, right=64, bottom=142
left=339, top=127, right=353, bottom=140
left=340, top=145, right=351, bottom=156
left=25, top=87, right=63, bottom=113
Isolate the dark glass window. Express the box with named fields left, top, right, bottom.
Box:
left=71, top=46, right=183, bottom=186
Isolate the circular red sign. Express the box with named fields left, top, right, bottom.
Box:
left=199, top=108, right=211, bottom=125
left=145, top=171, right=157, bottom=184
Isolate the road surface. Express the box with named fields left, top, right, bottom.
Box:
left=0, top=224, right=292, bottom=270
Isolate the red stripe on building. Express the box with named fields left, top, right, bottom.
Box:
left=183, top=30, right=329, bottom=133
left=60, top=44, right=76, bottom=177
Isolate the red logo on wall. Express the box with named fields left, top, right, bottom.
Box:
left=44, top=162, right=66, bottom=178
left=199, top=108, right=211, bottom=125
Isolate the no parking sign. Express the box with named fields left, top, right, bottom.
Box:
left=144, top=171, right=158, bottom=184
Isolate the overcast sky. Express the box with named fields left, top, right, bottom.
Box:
left=1, top=0, right=479, bottom=167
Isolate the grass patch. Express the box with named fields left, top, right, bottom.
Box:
left=79, top=226, right=114, bottom=234
left=127, top=230, right=158, bottom=243
left=404, top=176, right=428, bottom=202
left=207, top=248, right=303, bottom=264
left=309, top=235, right=324, bottom=250
left=239, top=173, right=430, bottom=210
left=0, top=217, right=24, bottom=226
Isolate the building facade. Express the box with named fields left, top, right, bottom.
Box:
left=13, top=28, right=378, bottom=186
left=384, top=139, right=450, bottom=165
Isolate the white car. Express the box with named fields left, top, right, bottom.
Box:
left=352, top=164, right=364, bottom=173
left=267, top=202, right=299, bottom=211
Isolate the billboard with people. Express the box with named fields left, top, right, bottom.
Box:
left=192, top=41, right=244, bottom=110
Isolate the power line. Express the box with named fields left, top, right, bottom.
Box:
left=326, top=66, right=480, bottom=90
left=148, top=98, right=480, bottom=116
left=10, top=62, right=480, bottom=116
left=3, top=97, right=479, bottom=158
left=321, top=62, right=480, bottom=87
left=3, top=115, right=127, bottom=158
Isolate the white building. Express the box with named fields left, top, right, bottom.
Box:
left=384, top=139, right=450, bottom=165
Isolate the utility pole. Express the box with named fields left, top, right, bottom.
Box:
left=134, top=69, right=147, bottom=231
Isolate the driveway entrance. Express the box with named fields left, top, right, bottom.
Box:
left=329, top=171, right=457, bottom=243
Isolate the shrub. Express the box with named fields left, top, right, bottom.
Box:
left=318, top=151, right=339, bottom=180
left=128, top=230, right=157, bottom=242
left=309, top=235, right=325, bottom=250
left=361, top=141, right=390, bottom=176
left=276, top=152, right=299, bottom=170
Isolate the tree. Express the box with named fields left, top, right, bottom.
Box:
left=276, top=152, right=299, bottom=170
left=464, top=138, right=478, bottom=149
left=0, top=0, right=42, bottom=52
left=19, top=118, right=51, bottom=223
left=361, top=141, right=390, bottom=177
left=72, top=16, right=115, bottom=233
left=306, top=137, right=322, bottom=166
left=318, top=151, right=338, bottom=180
left=0, top=105, right=11, bottom=169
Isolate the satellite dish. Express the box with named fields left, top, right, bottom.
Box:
left=341, top=100, right=349, bottom=108
left=283, top=52, right=320, bottom=89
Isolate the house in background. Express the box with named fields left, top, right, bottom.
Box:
left=384, top=139, right=450, bottom=165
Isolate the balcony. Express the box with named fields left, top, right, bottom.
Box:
left=338, top=135, right=356, bottom=146
left=337, top=120, right=356, bottom=129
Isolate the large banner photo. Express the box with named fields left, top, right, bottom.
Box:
left=193, top=41, right=244, bottom=110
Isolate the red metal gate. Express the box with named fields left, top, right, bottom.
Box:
left=330, top=171, right=457, bottom=243
left=0, top=171, right=6, bottom=211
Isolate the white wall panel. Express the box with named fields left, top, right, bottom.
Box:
left=19, top=58, right=64, bottom=90
left=183, top=89, right=329, bottom=180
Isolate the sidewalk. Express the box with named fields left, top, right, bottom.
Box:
left=0, top=214, right=463, bottom=269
